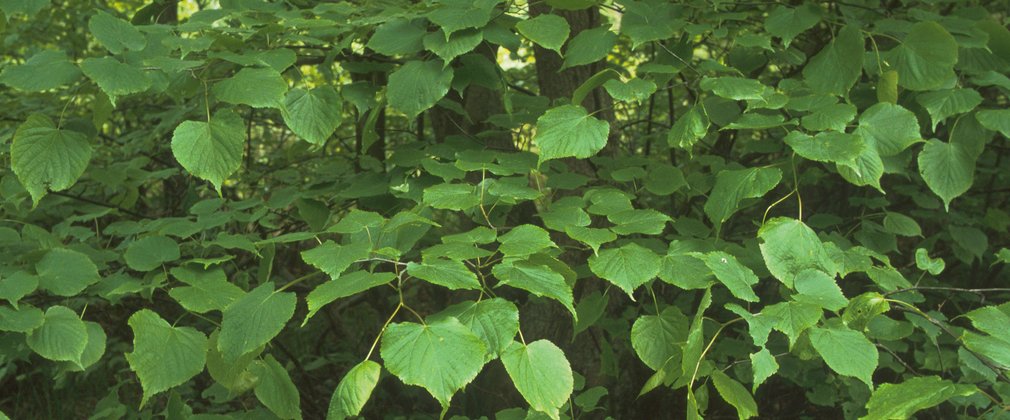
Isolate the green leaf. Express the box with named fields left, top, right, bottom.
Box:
left=564, top=226, right=616, bottom=255
left=631, top=307, right=689, bottom=370
left=603, top=78, right=657, bottom=103
left=305, top=271, right=395, bottom=324
left=498, top=224, right=557, bottom=257
left=588, top=243, right=661, bottom=298
left=793, top=269, right=848, bottom=311
left=366, top=18, right=426, bottom=56
left=918, top=139, right=976, bottom=211
left=888, top=21, right=958, bottom=91
left=758, top=218, right=836, bottom=288
left=301, top=241, right=371, bottom=280
left=79, top=57, right=151, bottom=106
left=170, top=109, right=245, bottom=193
left=168, top=266, right=245, bottom=314
left=380, top=317, right=487, bottom=410
left=765, top=4, right=821, bottom=47
left=784, top=131, right=865, bottom=164
left=0, top=271, right=38, bottom=309
left=387, top=60, right=454, bottom=119
left=0, top=50, right=81, bottom=91
left=26, top=306, right=87, bottom=366
left=430, top=298, right=520, bottom=360
left=251, top=355, right=302, bottom=420
left=608, top=209, right=671, bottom=235
left=406, top=258, right=481, bottom=290
left=700, top=77, right=768, bottom=101
left=711, top=370, right=759, bottom=419
left=915, top=89, right=983, bottom=131
left=562, top=27, right=617, bottom=69
left=800, top=103, right=857, bottom=132
left=281, top=87, right=342, bottom=145
left=877, top=70, right=899, bottom=104
left=863, top=376, right=977, bottom=420
left=533, top=105, right=610, bottom=164
left=702, top=251, right=760, bottom=302
left=89, top=10, right=146, bottom=54
left=668, top=105, right=709, bottom=149
left=802, top=25, right=863, bottom=96
left=206, top=330, right=260, bottom=393
left=704, top=167, right=782, bottom=231
left=976, top=109, right=1010, bottom=138
left=0, top=305, right=43, bottom=333
left=836, top=145, right=885, bottom=192
left=965, top=306, right=1010, bottom=337
left=750, top=348, right=778, bottom=393
left=36, top=248, right=101, bottom=297
left=501, top=340, right=574, bottom=420
left=125, top=235, right=181, bottom=272
left=212, top=67, right=287, bottom=108
left=218, top=283, right=296, bottom=360
left=423, top=183, right=479, bottom=210
left=425, top=0, right=498, bottom=36
left=914, top=248, right=945, bottom=275
left=71, top=321, right=106, bottom=371
left=762, top=301, right=822, bottom=347
left=10, top=114, right=92, bottom=205
left=853, top=103, right=923, bottom=157
left=808, top=325, right=877, bottom=387
left=327, top=360, right=381, bottom=420
left=125, top=309, right=208, bottom=407
left=493, top=260, right=575, bottom=316
left=423, top=29, right=484, bottom=63
left=516, top=14, right=570, bottom=53
left=882, top=212, right=922, bottom=237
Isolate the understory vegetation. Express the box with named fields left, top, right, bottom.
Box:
left=2, top=0, right=1010, bottom=418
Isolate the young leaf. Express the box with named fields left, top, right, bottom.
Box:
left=327, top=360, right=381, bottom=420
left=218, top=283, right=296, bottom=360
left=501, top=340, right=574, bottom=420
left=533, top=105, right=610, bottom=164
left=125, top=309, right=208, bottom=407
left=170, top=109, right=246, bottom=193
left=380, top=318, right=487, bottom=410
left=11, top=114, right=92, bottom=205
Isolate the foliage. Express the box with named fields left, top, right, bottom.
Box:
left=2, top=0, right=1010, bottom=418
